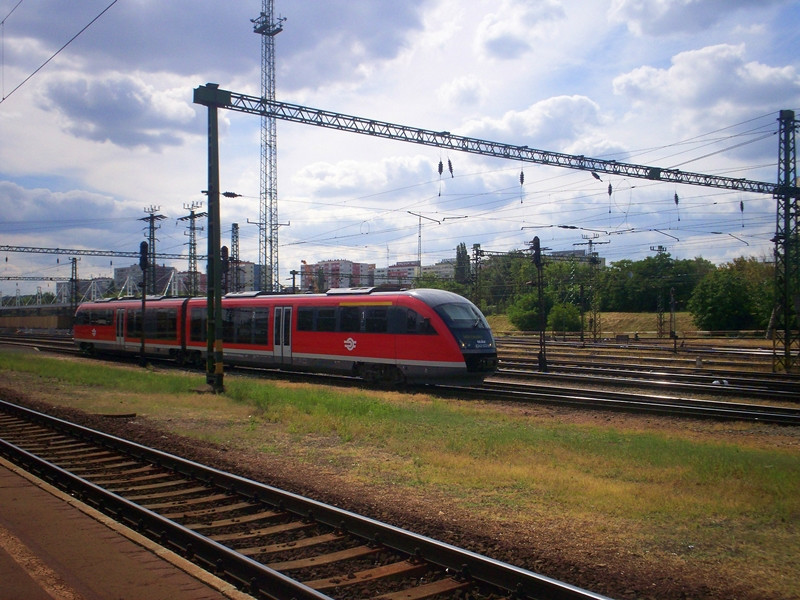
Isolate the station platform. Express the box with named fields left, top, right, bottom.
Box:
left=0, top=457, right=253, bottom=600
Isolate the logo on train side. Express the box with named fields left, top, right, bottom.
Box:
left=343, top=337, right=357, bottom=351
left=91, top=328, right=97, bottom=337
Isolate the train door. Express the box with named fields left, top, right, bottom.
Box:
left=115, top=309, right=125, bottom=349
left=273, top=306, right=292, bottom=364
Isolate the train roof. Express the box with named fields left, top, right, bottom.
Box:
left=75, top=287, right=476, bottom=308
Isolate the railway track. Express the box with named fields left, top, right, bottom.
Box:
left=0, top=398, right=611, bottom=600
left=445, top=381, right=800, bottom=426
left=2, top=333, right=798, bottom=424
left=0, top=333, right=78, bottom=354
left=497, top=359, right=800, bottom=403
left=497, top=337, right=776, bottom=372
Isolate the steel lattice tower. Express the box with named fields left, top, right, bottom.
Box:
left=230, top=222, right=241, bottom=292
left=774, top=110, right=799, bottom=372
left=252, top=2, right=284, bottom=291
left=178, top=202, right=207, bottom=296
left=140, top=206, right=166, bottom=295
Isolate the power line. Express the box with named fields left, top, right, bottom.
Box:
left=0, top=0, right=119, bottom=104
left=1, top=0, right=24, bottom=25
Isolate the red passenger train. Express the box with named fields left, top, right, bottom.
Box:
left=73, top=287, right=498, bottom=385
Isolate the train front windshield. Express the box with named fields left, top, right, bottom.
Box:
left=434, top=302, right=494, bottom=350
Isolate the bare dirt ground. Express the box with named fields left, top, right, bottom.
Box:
left=1, top=372, right=798, bottom=600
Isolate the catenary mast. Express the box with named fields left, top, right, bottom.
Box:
left=251, top=1, right=284, bottom=291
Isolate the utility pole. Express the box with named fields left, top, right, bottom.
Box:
left=574, top=235, right=608, bottom=342
left=531, top=236, right=547, bottom=372
left=472, top=244, right=482, bottom=306
left=774, top=110, right=799, bottom=373
left=650, top=245, right=668, bottom=338
left=139, top=241, right=148, bottom=366
left=140, top=206, right=166, bottom=295
left=194, top=83, right=228, bottom=392
left=252, top=2, right=285, bottom=291
left=230, top=223, right=241, bottom=293
left=69, top=257, right=79, bottom=319
left=177, top=202, right=207, bottom=296
left=408, top=211, right=440, bottom=278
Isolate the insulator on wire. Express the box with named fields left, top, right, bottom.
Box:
left=520, top=170, right=524, bottom=186
left=608, top=183, right=612, bottom=197
left=674, top=192, right=680, bottom=221
left=438, top=160, right=443, bottom=177
left=448, top=158, right=453, bottom=178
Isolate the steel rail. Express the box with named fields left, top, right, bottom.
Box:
left=0, top=415, right=329, bottom=600
left=496, top=362, right=800, bottom=402
left=467, top=381, right=800, bottom=425
left=0, top=399, right=613, bottom=600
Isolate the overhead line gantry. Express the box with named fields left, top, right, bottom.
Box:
left=193, top=83, right=798, bottom=375
left=0, top=245, right=199, bottom=260
left=194, top=84, right=788, bottom=196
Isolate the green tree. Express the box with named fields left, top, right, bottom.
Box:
left=688, top=258, right=774, bottom=330
left=413, top=273, right=470, bottom=296
left=547, top=303, right=581, bottom=332
left=507, top=293, right=544, bottom=331
left=688, top=267, right=755, bottom=330
left=455, top=242, right=470, bottom=284
left=598, top=254, right=713, bottom=312
left=728, top=256, right=774, bottom=327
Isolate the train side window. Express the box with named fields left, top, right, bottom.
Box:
left=339, top=306, right=360, bottom=332
left=93, top=309, right=113, bottom=326
left=76, top=309, right=114, bottom=326
left=364, top=307, right=388, bottom=333
left=408, top=308, right=436, bottom=334
left=190, top=307, right=207, bottom=342
left=127, top=309, right=141, bottom=338
left=154, top=308, right=177, bottom=339
left=222, top=309, right=237, bottom=343
left=253, top=308, right=269, bottom=343
left=297, top=307, right=313, bottom=331
left=143, top=311, right=157, bottom=338
left=236, top=309, right=256, bottom=344
left=316, top=308, right=336, bottom=332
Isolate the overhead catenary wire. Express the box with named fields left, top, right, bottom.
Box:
left=0, top=0, right=119, bottom=104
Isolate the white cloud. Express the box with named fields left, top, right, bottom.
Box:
left=609, top=0, right=787, bottom=36
left=38, top=72, right=198, bottom=150
left=461, top=95, right=604, bottom=149
left=613, top=43, right=800, bottom=117
left=436, top=76, right=487, bottom=108
left=475, top=0, right=566, bottom=60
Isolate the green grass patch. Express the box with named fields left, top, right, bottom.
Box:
left=2, top=350, right=799, bottom=594
left=0, top=352, right=203, bottom=395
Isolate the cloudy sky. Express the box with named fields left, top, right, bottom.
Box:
left=1, top=0, right=798, bottom=295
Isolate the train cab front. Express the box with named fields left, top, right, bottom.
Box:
left=430, top=294, right=498, bottom=383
